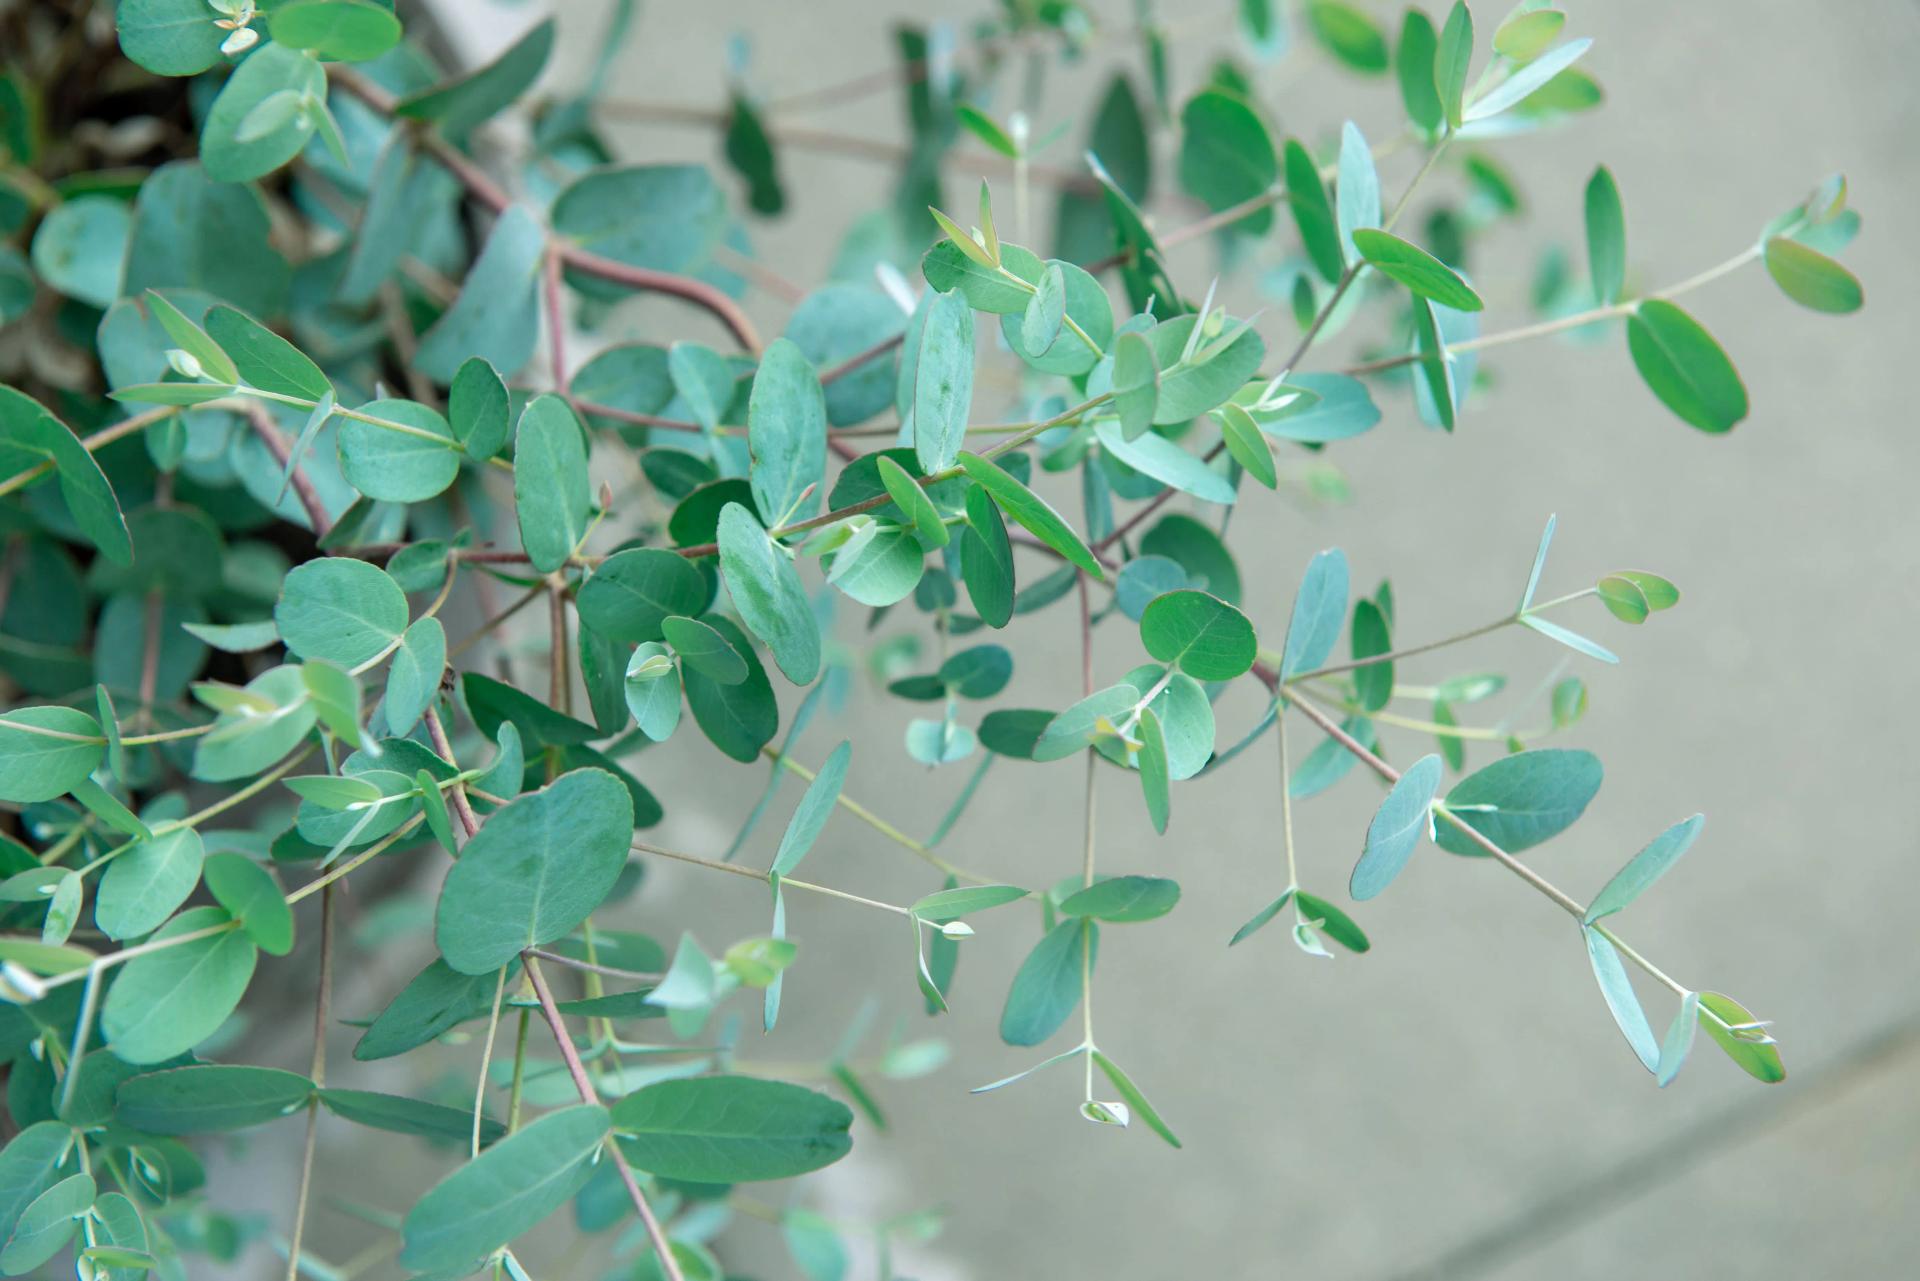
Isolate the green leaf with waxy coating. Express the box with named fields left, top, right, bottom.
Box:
left=354, top=958, right=521, bottom=1062
left=1763, top=236, right=1863, bottom=314
left=1351, top=753, right=1442, bottom=900
left=1110, top=330, right=1159, bottom=441
left=102, top=906, right=257, bottom=1064
left=0, top=388, right=132, bottom=566
left=1436, top=2, right=1474, bottom=129
left=0, top=707, right=104, bottom=805
left=876, top=455, right=949, bottom=547
left=1229, top=888, right=1294, bottom=946
left=1095, top=420, right=1236, bottom=504
left=1626, top=299, right=1747, bottom=433
left=1520, top=513, right=1556, bottom=612
left=96, top=827, right=204, bottom=940
left=610, top=1075, right=853, bottom=1182
left=434, top=769, right=634, bottom=974
left=203, top=852, right=293, bottom=956
left=514, top=394, right=591, bottom=573
left=578, top=549, right=708, bottom=647
left=770, top=740, right=849, bottom=879
left=1585, top=925, right=1658, bottom=1072
left=1464, top=37, right=1592, bottom=123
left=659, top=616, right=743, bottom=685
left=1000, top=919, right=1092, bottom=1047
left=1021, top=263, right=1067, bottom=354
left=1178, top=90, right=1277, bottom=235
left=1585, top=165, right=1626, bottom=305
left=958, top=452, right=1102, bottom=579
left=1284, top=138, right=1344, bottom=284
left=1335, top=121, right=1380, bottom=263
left=1585, top=814, right=1704, bottom=925
left=718, top=503, right=822, bottom=686
left=1412, top=298, right=1457, bottom=431
left=398, top=1103, right=607, bottom=1275
left=449, top=357, right=511, bottom=459
left=1295, top=891, right=1369, bottom=953
left=1350, top=597, right=1392, bottom=712
left=385, top=617, right=445, bottom=736
left=913, top=289, right=975, bottom=474
left=200, top=43, right=324, bottom=183
left=1655, top=990, right=1701, bottom=1088
left=114, top=1065, right=315, bottom=1134
left=0, top=1122, right=71, bottom=1248
left=269, top=0, right=403, bottom=63
left=623, top=643, right=682, bottom=743
left=911, top=884, right=1029, bottom=922
left=1352, top=229, right=1483, bottom=311
left=1596, top=570, right=1680, bottom=624
left=1032, top=683, right=1141, bottom=763
left=1305, top=1, right=1390, bottom=73
left=1144, top=312, right=1267, bottom=425
left=960, top=483, right=1015, bottom=627
left=320, top=1088, right=504, bottom=1145
left=1435, top=748, right=1602, bottom=856
left=1396, top=9, right=1442, bottom=131
left=1520, top=613, right=1619, bottom=664
left=274, top=557, right=406, bottom=669
left=116, top=0, right=227, bottom=76
left=1281, top=547, right=1350, bottom=679
left=30, top=197, right=129, bottom=309
left=682, top=615, right=778, bottom=763
left=394, top=18, right=555, bottom=136
left=0, top=1172, right=93, bottom=1274
left=338, top=398, right=460, bottom=503
left=1139, top=590, right=1256, bottom=681
left=747, top=337, right=827, bottom=526
left=205, top=306, right=330, bottom=401
left=1091, top=1051, right=1181, bottom=1148
left=1697, top=991, right=1785, bottom=1083
left=1058, top=875, right=1180, bottom=923
left=1136, top=708, right=1170, bottom=833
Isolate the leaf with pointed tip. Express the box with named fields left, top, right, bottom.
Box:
left=398, top=1103, right=607, bottom=1274
left=1464, top=37, right=1592, bottom=122
left=718, top=503, right=822, bottom=686
left=1435, top=2, right=1474, bottom=129
left=1520, top=613, right=1620, bottom=664
left=1626, top=299, right=1747, bottom=433
left=1228, top=888, right=1294, bottom=946
left=770, top=741, right=849, bottom=878
left=1091, top=1051, right=1181, bottom=1148
left=1335, top=120, right=1380, bottom=262
left=1585, top=165, right=1626, bottom=305
left=1136, top=708, right=1170, bottom=834
left=1585, top=926, right=1658, bottom=1072
left=610, top=1076, right=853, bottom=1182
left=1352, top=229, right=1483, bottom=311
left=959, top=452, right=1102, bottom=578
left=1284, top=138, right=1344, bottom=283
left=1585, top=814, right=1704, bottom=924
left=1697, top=991, right=1786, bottom=1083
left=1763, top=236, right=1863, bottom=314
left=1351, top=754, right=1442, bottom=900
left=999, top=919, right=1092, bottom=1047
left=1280, top=548, right=1349, bottom=679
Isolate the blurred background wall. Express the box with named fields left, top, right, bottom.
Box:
left=281, top=3, right=1919, bottom=1277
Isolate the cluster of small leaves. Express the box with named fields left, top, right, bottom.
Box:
left=0, top=0, right=1845, bottom=1276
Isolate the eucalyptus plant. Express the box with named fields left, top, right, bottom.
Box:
left=0, top=0, right=1863, bottom=1277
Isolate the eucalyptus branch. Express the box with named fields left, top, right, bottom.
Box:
left=328, top=66, right=762, bottom=354
left=1343, top=245, right=1768, bottom=378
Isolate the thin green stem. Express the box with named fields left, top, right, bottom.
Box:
left=1344, top=245, right=1766, bottom=377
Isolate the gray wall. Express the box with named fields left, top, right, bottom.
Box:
left=313, top=3, right=1918, bottom=1277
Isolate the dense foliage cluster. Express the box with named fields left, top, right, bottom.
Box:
left=0, top=0, right=1863, bottom=1277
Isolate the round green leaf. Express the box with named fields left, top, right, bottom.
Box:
left=29, top=196, right=129, bottom=308
left=1434, top=748, right=1603, bottom=856
left=269, top=0, right=404, bottom=62
left=0, top=706, right=103, bottom=804
left=96, top=827, right=205, bottom=941
left=101, top=906, right=257, bottom=1064
left=434, top=768, right=635, bottom=974
left=1138, top=590, right=1256, bottom=680
left=200, top=43, right=325, bottom=184
left=202, top=852, right=294, bottom=956
left=337, top=398, right=459, bottom=502
left=275, top=558, right=408, bottom=668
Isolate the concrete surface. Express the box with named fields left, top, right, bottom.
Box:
left=281, top=3, right=1920, bottom=1278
